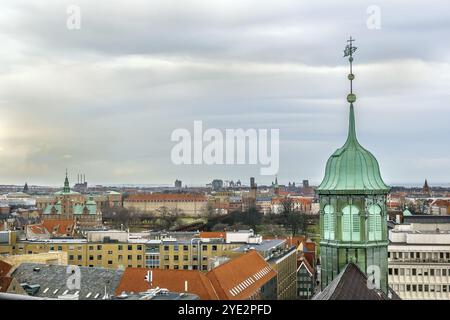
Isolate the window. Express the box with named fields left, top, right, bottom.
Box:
left=118, top=245, right=123, bottom=251
left=137, top=255, right=142, bottom=260
left=412, top=268, right=417, bottom=276
left=97, top=255, right=102, bottom=260
left=58, top=246, right=63, bottom=251
left=212, top=245, right=217, bottom=251
left=174, top=245, right=179, bottom=252
left=174, top=255, right=179, bottom=261
left=77, top=255, right=82, bottom=260
left=368, top=205, right=382, bottom=241
left=69, top=255, right=74, bottom=260
left=323, top=204, right=335, bottom=240
left=183, top=255, right=189, bottom=261
left=89, top=256, right=94, bottom=261
left=137, top=245, right=142, bottom=251
left=128, top=245, right=133, bottom=250
left=443, top=269, right=447, bottom=276
left=128, top=255, right=132, bottom=260
left=164, top=246, right=170, bottom=251
left=183, top=245, right=189, bottom=251
left=342, top=205, right=360, bottom=241
left=108, top=260, right=113, bottom=265
left=97, top=245, right=102, bottom=250
left=202, top=245, right=208, bottom=251
left=89, top=246, right=94, bottom=251
left=108, top=250, right=113, bottom=255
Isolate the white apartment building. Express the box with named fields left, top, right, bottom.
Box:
left=388, top=217, right=450, bottom=300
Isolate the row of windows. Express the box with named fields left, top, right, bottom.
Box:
left=128, top=200, right=206, bottom=203
left=69, top=254, right=143, bottom=261
left=393, top=284, right=450, bottom=293
left=389, top=267, right=450, bottom=277
left=162, top=245, right=218, bottom=251
left=389, top=251, right=450, bottom=261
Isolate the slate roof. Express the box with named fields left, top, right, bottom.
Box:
left=313, top=263, right=400, bottom=300
left=11, top=263, right=124, bottom=300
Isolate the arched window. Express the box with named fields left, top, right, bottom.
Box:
left=368, top=204, right=382, bottom=241
left=323, top=204, right=335, bottom=240
left=342, top=205, right=360, bottom=241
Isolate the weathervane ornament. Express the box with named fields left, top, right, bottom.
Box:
left=344, top=36, right=357, bottom=104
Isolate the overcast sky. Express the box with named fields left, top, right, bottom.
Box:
left=0, top=0, right=449, bottom=187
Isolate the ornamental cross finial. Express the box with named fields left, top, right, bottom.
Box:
left=344, top=36, right=357, bottom=103
left=344, top=36, right=357, bottom=57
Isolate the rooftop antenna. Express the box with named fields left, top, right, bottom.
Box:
left=145, top=270, right=153, bottom=288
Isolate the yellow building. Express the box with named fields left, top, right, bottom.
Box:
left=123, top=194, right=208, bottom=216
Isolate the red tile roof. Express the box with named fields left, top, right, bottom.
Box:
left=0, top=276, right=13, bottom=292
left=297, top=254, right=315, bottom=275
left=42, top=219, right=75, bottom=236
left=206, top=250, right=276, bottom=300
left=28, top=224, right=48, bottom=235
left=115, top=268, right=219, bottom=300
left=0, top=260, right=12, bottom=277
left=199, top=232, right=226, bottom=239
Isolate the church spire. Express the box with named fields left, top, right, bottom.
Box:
left=343, top=36, right=358, bottom=147
left=63, top=169, right=70, bottom=193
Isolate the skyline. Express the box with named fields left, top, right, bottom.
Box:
left=1, top=1, right=450, bottom=185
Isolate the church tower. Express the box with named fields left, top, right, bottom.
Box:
left=316, top=37, right=390, bottom=294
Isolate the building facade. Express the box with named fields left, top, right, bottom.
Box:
left=388, top=218, right=450, bottom=299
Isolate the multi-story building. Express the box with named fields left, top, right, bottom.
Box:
left=123, top=193, right=208, bottom=216
left=388, top=216, right=450, bottom=299
left=232, top=239, right=298, bottom=300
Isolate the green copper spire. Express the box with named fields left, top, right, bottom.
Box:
left=316, top=37, right=389, bottom=194
left=63, top=169, right=71, bottom=193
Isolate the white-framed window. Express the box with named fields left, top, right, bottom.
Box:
left=323, top=204, right=335, bottom=240
left=368, top=204, right=382, bottom=241
left=342, top=205, right=360, bottom=241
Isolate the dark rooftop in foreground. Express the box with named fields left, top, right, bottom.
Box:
left=313, top=263, right=400, bottom=300
left=11, top=263, right=124, bottom=300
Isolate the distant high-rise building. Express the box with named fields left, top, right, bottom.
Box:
left=250, top=177, right=255, bottom=188
left=302, top=180, right=309, bottom=188
left=23, top=182, right=29, bottom=193
left=211, top=179, right=224, bottom=191
left=174, top=179, right=182, bottom=188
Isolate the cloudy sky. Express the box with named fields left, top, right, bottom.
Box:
left=0, top=0, right=449, bottom=187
